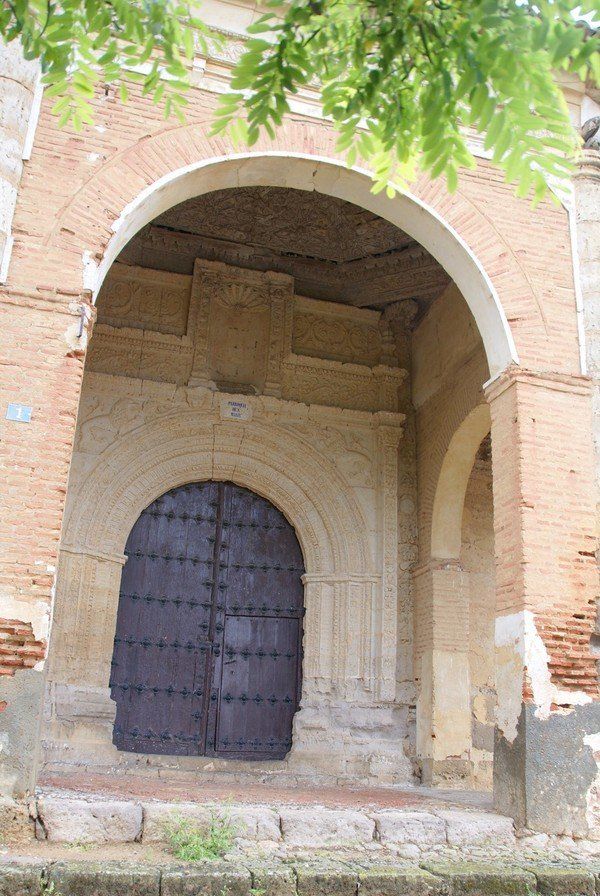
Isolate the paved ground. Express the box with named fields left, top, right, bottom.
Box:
left=38, top=770, right=493, bottom=812
left=2, top=855, right=600, bottom=896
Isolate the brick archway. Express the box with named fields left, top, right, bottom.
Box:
left=76, top=153, right=519, bottom=379
left=430, top=403, right=491, bottom=561
left=17, top=120, right=577, bottom=376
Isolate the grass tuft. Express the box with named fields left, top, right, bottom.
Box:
left=164, top=810, right=236, bottom=861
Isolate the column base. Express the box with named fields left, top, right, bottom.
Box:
left=289, top=700, right=414, bottom=785
left=420, top=757, right=473, bottom=788
left=494, top=702, right=600, bottom=836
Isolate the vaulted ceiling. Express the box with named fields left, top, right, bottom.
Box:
left=118, top=186, right=451, bottom=314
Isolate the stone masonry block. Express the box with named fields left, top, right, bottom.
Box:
left=358, top=867, right=444, bottom=896
left=161, top=863, right=251, bottom=896
left=141, top=801, right=280, bottom=842
left=372, top=811, right=446, bottom=848
left=422, top=863, right=536, bottom=896
left=0, top=862, right=45, bottom=896
left=534, top=869, right=595, bottom=896
left=434, top=809, right=515, bottom=847
left=250, top=866, right=296, bottom=896
left=229, top=806, right=281, bottom=841
left=296, top=866, right=358, bottom=896
left=142, top=802, right=212, bottom=842
left=37, top=796, right=142, bottom=843
left=48, top=862, right=160, bottom=896
left=280, top=807, right=374, bottom=847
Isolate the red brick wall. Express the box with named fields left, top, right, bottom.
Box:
left=0, top=78, right=595, bottom=700
left=0, top=618, right=46, bottom=676
left=488, top=368, right=598, bottom=697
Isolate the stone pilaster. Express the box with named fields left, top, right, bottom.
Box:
left=413, top=559, right=472, bottom=786
left=486, top=366, right=598, bottom=833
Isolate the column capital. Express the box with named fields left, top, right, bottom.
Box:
left=484, top=364, right=592, bottom=403
left=575, top=148, right=600, bottom=183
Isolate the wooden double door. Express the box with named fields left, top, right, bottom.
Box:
left=110, top=481, right=304, bottom=759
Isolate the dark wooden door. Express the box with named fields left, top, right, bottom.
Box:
left=110, top=481, right=304, bottom=760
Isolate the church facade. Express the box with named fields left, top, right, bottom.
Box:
left=0, top=1, right=599, bottom=839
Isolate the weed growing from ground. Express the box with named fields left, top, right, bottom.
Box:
left=164, top=811, right=235, bottom=861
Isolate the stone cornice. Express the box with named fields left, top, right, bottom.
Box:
left=484, top=364, right=593, bottom=403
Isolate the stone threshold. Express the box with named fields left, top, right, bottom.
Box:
left=1, top=858, right=600, bottom=896
left=20, top=788, right=600, bottom=861
left=31, top=789, right=516, bottom=855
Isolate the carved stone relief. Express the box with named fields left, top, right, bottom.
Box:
left=293, top=297, right=383, bottom=366
left=133, top=187, right=451, bottom=311
left=97, top=264, right=192, bottom=335
left=90, top=258, right=408, bottom=413
left=46, top=257, right=413, bottom=783
left=88, top=264, right=198, bottom=385
left=188, top=259, right=293, bottom=394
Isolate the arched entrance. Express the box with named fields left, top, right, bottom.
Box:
left=110, top=480, right=304, bottom=760
left=86, top=154, right=519, bottom=379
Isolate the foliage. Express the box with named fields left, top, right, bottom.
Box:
left=41, top=883, right=62, bottom=896
left=0, top=0, right=218, bottom=129
left=213, top=0, right=600, bottom=199
left=0, top=0, right=599, bottom=197
left=164, top=811, right=235, bottom=861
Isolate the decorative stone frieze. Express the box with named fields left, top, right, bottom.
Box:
left=90, top=259, right=407, bottom=412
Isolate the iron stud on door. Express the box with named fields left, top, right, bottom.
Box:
left=110, top=480, right=304, bottom=759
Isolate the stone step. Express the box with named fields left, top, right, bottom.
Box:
left=33, top=789, right=517, bottom=857
left=1, top=858, right=599, bottom=896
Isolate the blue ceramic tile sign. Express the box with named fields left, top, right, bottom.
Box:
left=5, top=403, right=32, bottom=423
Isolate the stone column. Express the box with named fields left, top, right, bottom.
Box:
left=414, top=559, right=472, bottom=786
left=375, top=415, right=403, bottom=702
left=487, top=366, right=599, bottom=835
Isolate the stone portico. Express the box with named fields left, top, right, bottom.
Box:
left=0, top=10, right=598, bottom=840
